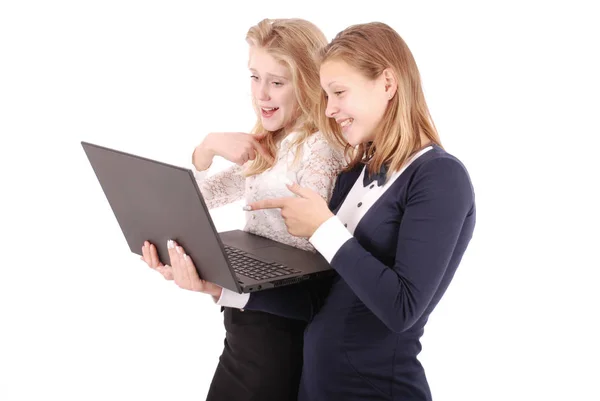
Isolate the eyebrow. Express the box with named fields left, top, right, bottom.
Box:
left=325, top=81, right=347, bottom=88
left=249, top=68, right=289, bottom=81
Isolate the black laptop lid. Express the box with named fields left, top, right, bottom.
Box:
left=81, top=141, right=241, bottom=293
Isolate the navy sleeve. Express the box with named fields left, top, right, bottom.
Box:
left=331, top=157, right=475, bottom=333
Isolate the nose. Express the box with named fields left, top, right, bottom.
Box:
left=257, top=82, right=270, bottom=102
left=325, top=98, right=338, bottom=118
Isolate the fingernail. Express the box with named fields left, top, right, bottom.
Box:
left=176, top=246, right=182, bottom=254
left=167, top=239, right=174, bottom=249
left=183, top=254, right=188, bottom=261
left=242, top=205, right=252, bottom=211
left=284, top=178, right=293, bottom=186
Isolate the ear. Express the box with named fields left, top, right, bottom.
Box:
left=382, top=68, right=398, bottom=100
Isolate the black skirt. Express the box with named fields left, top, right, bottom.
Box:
left=206, top=307, right=306, bottom=401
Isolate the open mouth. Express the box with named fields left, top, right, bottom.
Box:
left=261, top=107, right=279, bottom=118
left=339, top=118, right=353, bottom=131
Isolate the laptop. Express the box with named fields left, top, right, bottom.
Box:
left=81, top=141, right=333, bottom=293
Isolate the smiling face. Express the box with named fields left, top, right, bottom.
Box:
left=320, top=59, right=394, bottom=146
left=248, top=46, right=298, bottom=132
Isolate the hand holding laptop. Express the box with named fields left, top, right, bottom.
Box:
left=141, top=238, right=223, bottom=299
left=167, top=239, right=223, bottom=298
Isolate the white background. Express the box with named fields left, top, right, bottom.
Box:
left=1, top=1, right=598, bottom=400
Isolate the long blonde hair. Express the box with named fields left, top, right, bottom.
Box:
left=319, top=22, right=441, bottom=176
left=245, top=18, right=340, bottom=176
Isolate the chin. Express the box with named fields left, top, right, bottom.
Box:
left=262, top=119, right=283, bottom=132
left=347, top=128, right=374, bottom=147
left=344, top=132, right=362, bottom=147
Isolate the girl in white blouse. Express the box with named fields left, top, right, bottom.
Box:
left=140, top=18, right=344, bottom=401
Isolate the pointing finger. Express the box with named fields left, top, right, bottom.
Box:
left=246, top=197, right=289, bottom=211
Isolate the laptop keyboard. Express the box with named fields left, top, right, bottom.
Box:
left=223, top=245, right=301, bottom=281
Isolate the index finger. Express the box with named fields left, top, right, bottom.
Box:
left=248, top=197, right=289, bottom=211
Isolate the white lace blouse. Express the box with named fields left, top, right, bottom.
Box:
left=193, top=131, right=345, bottom=251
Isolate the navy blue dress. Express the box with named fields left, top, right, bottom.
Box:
left=244, top=145, right=476, bottom=400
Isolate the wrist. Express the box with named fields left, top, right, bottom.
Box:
left=192, top=139, right=215, bottom=171
left=312, top=211, right=334, bottom=237
left=321, top=210, right=334, bottom=226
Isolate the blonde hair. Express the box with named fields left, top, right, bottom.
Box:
left=319, top=22, right=442, bottom=176
left=244, top=18, right=340, bottom=176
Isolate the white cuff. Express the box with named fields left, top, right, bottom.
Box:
left=309, top=215, right=353, bottom=263
left=216, top=288, right=250, bottom=309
